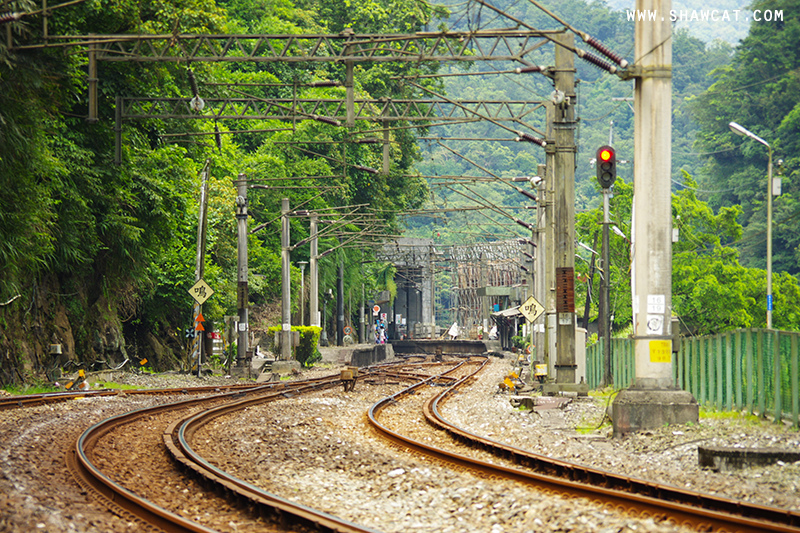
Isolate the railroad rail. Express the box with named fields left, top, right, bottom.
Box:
left=368, top=356, right=800, bottom=533
left=67, top=374, right=347, bottom=533
left=163, top=360, right=463, bottom=532
left=66, top=362, right=450, bottom=533
left=0, top=382, right=265, bottom=411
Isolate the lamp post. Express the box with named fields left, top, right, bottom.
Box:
left=729, top=121, right=774, bottom=329
left=298, top=261, right=308, bottom=326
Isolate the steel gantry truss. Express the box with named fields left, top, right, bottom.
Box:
left=13, top=29, right=559, bottom=63
left=119, top=97, right=546, bottom=127
left=9, top=16, right=568, bottom=361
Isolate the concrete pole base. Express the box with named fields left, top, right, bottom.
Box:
left=611, top=388, right=698, bottom=438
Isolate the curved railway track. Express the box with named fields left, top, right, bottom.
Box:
left=53, top=355, right=800, bottom=533
left=66, top=364, right=438, bottom=533
left=0, top=381, right=265, bottom=411
left=67, top=374, right=351, bottom=533
left=368, top=356, right=800, bottom=533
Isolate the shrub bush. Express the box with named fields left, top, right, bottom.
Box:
left=267, top=325, right=322, bottom=367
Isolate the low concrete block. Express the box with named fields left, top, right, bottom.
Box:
left=612, top=388, right=698, bottom=438
left=698, top=446, right=800, bottom=471
left=542, top=382, right=590, bottom=396
left=351, top=348, right=375, bottom=368
left=351, top=344, right=394, bottom=367
left=375, top=343, right=394, bottom=361
left=270, top=360, right=301, bottom=375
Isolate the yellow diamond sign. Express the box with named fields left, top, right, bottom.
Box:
left=519, top=296, right=545, bottom=323
left=189, top=279, right=214, bottom=305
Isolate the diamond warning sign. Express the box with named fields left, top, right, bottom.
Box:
left=189, top=279, right=214, bottom=305
left=520, top=296, right=545, bottom=323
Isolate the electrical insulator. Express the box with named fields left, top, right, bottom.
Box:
left=312, top=114, right=342, bottom=127
left=577, top=49, right=617, bottom=74
left=515, top=65, right=541, bottom=74
left=580, top=33, right=629, bottom=68
left=0, top=12, right=22, bottom=23
left=515, top=131, right=547, bottom=147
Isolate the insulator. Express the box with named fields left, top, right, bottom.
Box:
left=0, top=12, right=22, bottom=23
left=514, top=218, right=533, bottom=230
left=354, top=164, right=380, bottom=174
left=519, top=189, right=538, bottom=202
left=312, top=114, right=342, bottom=127
left=577, top=49, right=617, bottom=74
left=187, top=69, right=199, bottom=97
left=515, top=65, right=542, bottom=74
left=582, top=34, right=629, bottom=68
left=516, top=131, right=547, bottom=148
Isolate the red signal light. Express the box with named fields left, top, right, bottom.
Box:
left=596, top=145, right=617, bottom=189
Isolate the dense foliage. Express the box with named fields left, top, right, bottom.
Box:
left=0, top=0, right=440, bottom=384
left=1, top=0, right=798, bottom=385
left=691, top=0, right=800, bottom=277
left=404, top=0, right=800, bottom=335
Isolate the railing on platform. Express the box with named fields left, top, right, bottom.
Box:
left=586, top=329, right=800, bottom=428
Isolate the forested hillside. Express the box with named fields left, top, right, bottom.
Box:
left=1, top=0, right=798, bottom=386
left=0, top=0, right=443, bottom=384
left=406, top=0, right=800, bottom=335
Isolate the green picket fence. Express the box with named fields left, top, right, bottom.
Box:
left=586, top=329, right=800, bottom=428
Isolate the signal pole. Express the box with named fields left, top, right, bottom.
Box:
left=612, top=0, right=698, bottom=435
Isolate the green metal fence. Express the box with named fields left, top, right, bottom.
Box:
left=586, top=329, right=800, bottom=428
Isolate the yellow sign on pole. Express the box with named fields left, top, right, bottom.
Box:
left=189, top=279, right=214, bottom=305
left=519, top=296, right=545, bottom=323
left=649, top=340, right=672, bottom=363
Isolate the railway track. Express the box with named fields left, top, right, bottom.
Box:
left=0, top=382, right=265, bottom=411
left=65, top=363, right=441, bottom=533
left=48, top=355, right=800, bottom=532
left=368, top=355, right=800, bottom=533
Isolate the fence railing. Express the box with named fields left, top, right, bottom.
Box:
left=586, top=329, right=800, bottom=428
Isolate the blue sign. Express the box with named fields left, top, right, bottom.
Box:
left=767, top=294, right=773, bottom=311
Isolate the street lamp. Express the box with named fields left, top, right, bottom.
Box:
left=298, top=261, right=308, bottom=326
left=729, top=121, right=774, bottom=329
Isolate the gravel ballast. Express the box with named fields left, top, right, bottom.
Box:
left=0, top=355, right=798, bottom=532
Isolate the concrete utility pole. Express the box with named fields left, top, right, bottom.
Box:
left=310, top=214, right=320, bottom=329
left=298, top=261, right=308, bottom=326
left=553, top=32, right=577, bottom=386
left=360, top=258, right=366, bottom=343
left=543, top=104, right=557, bottom=377
left=535, top=163, right=548, bottom=367
left=193, top=160, right=211, bottom=375
left=280, top=198, right=292, bottom=359
left=235, top=173, right=249, bottom=368
left=337, top=259, right=344, bottom=346
left=612, top=0, right=698, bottom=436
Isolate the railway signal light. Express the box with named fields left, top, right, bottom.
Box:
left=596, top=145, right=616, bottom=189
